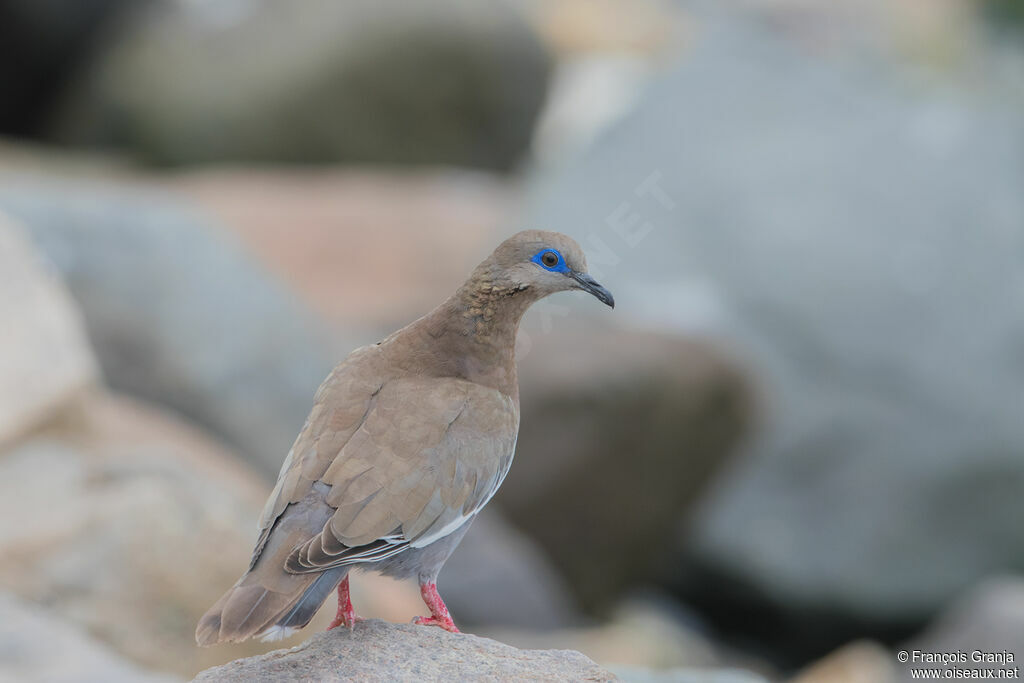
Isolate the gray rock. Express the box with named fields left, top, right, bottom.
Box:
left=611, top=668, right=767, bottom=683
left=501, top=318, right=752, bottom=613
left=519, top=1, right=1024, bottom=657
left=0, top=592, right=179, bottom=683
left=888, top=584, right=1024, bottom=683
left=483, top=597, right=726, bottom=671
left=173, top=167, right=521, bottom=333
left=0, top=212, right=97, bottom=444
left=440, top=510, right=583, bottom=630
left=903, top=576, right=1024, bottom=660
left=792, top=640, right=898, bottom=683
left=0, top=391, right=286, bottom=677
left=0, top=178, right=336, bottom=476
left=191, top=619, right=616, bottom=682
left=51, top=0, right=551, bottom=171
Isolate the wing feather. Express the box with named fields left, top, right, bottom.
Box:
left=250, top=337, right=517, bottom=576
left=279, top=376, right=516, bottom=574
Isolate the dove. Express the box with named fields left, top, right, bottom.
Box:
left=196, top=230, right=613, bottom=644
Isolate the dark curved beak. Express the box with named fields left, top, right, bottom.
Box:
left=571, top=271, right=615, bottom=308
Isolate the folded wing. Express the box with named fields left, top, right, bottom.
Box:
left=251, top=351, right=518, bottom=577
left=285, top=376, right=518, bottom=572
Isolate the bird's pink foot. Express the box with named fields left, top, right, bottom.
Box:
left=413, top=582, right=460, bottom=633
left=412, top=615, right=459, bottom=632
left=326, top=610, right=363, bottom=631
left=326, top=576, right=364, bottom=630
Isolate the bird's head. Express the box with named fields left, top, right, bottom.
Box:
left=485, top=230, right=614, bottom=308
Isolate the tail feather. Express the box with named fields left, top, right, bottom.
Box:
left=195, top=579, right=301, bottom=646
left=274, top=567, right=347, bottom=631
left=196, top=483, right=343, bottom=646
left=196, top=568, right=347, bottom=646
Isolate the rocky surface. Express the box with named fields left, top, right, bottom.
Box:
left=795, top=587, right=1024, bottom=683
left=439, top=510, right=582, bottom=630
left=0, top=592, right=179, bottom=683
left=520, top=1, right=1024, bottom=661
left=485, top=598, right=723, bottom=671
left=0, top=178, right=337, bottom=477
left=0, top=213, right=97, bottom=445
left=51, top=0, right=550, bottom=170
left=177, top=168, right=520, bottom=334
left=903, top=576, right=1024, bottom=663
left=503, top=321, right=752, bottom=612
left=0, top=391, right=287, bottom=676
left=792, top=641, right=897, bottom=683
left=192, top=620, right=615, bottom=682
left=0, top=220, right=429, bottom=676
left=611, top=669, right=766, bottom=683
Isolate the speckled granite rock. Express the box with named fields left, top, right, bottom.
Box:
left=192, top=620, right=615, bottom=682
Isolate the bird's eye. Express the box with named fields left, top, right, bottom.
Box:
left=541, top=251, right=559, bottom=268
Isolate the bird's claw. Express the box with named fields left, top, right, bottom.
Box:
left=412, top=615, right=460, bottom=633
left=326, top=577, right=362, bottom=631
left=327, top=612, right=364, bottom=631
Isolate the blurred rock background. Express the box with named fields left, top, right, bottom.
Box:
left=1, top=0, right=1023, bottom=681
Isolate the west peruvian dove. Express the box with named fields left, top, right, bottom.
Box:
left=196, top=230, right=614, bottom=644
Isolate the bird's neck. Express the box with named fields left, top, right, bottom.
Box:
left=410, top=269, right=538, bottom=399
left=449, top=272, right=536, bottom=344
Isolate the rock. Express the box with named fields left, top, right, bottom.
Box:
left=485, top=597, right=724, bottom=671
left=500, top=319, right=752, bottom=613
left=519, top=0, right=681, bottom=56
left=0, top=390, right=290, bottom=676
left=176, top=168, right=519, bottom=333
left=610, top=668, right=767, bottom=683
left=0, top=178, right=337, bottom=477
left=0, top=388, right=417, bottom=677
left=519, top=2, right=1024, bottom=663
left=0, top=592, right=179, bottom=683
left=0, top=212, right=97, bottom=445
left=0, top=369, right=447, bottom=677
left=0, top=136, right=132, bottom=177
left=51, top=0, right=551, bottom=171
left=192, top=619, right=615, bottom=682
left=440, top=510, right=582, bottom=630
left=792, top=641, right=897, bottom=683
left=903, top=576, right=1024, bottom=664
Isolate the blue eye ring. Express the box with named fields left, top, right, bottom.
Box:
left=531, top=248, right=569, bottom=273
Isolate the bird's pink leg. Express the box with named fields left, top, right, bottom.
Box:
left=326, top=576, right=363, bottom=630
left=412, top=582, right=460, bottom=633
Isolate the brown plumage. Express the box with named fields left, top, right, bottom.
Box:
left=196, top=230, right=613, bottom=645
